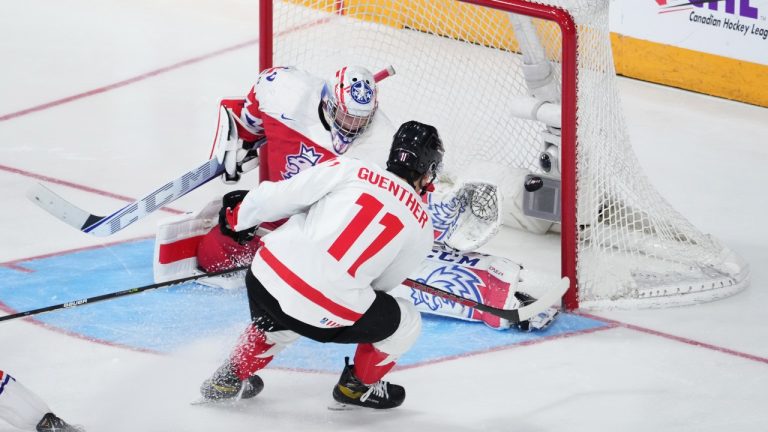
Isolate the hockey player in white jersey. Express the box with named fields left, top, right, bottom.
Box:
left=215, top=65, right=392, bottom=184
left=0, top=370, right=83, bottom=431
left=198, top=121, right=443, bottom=409
left=155, top=65, right=557, bottom=332
left=196, top=64, right=394, bottom=272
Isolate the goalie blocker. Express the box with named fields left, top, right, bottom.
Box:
left=153, top=193, right=558, bottom=331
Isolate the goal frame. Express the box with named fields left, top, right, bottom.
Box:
left=258, top=0, right=580, bottom=309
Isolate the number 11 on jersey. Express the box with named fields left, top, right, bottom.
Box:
left=328, top=193, right=404, bottom=276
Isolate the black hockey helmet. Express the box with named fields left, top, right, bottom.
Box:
left=386, top=121, right=444, bottom=185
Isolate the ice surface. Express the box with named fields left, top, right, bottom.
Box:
left=1, top=1, right=767, bottom=431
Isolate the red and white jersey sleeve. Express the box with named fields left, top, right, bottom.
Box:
left=245, top=67, right=338, bottom=181
left=225, top=67, right=323, bottom=140
left=235, top=157, right=434, bottom=329
left=224, top=66, right=397, bottom=183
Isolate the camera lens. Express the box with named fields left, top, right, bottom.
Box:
left=539, top=152, right=551, bottom=172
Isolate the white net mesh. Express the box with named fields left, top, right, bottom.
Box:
left=267, top=0, right=750, bottom=308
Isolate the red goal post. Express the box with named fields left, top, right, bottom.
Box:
left=255, top=0, right=750, bottom=311
left=258, top=0, right=579, bottom=309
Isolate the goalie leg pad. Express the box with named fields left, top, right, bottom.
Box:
left=153, top=199, right=221, bottom=283
left=154, top=196, right=259, bottom=289
left=394, top=246, right=524, bottom=330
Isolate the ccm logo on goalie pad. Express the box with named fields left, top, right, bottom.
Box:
left=426, top=249, right=481, bottom=267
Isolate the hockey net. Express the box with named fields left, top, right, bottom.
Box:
left=259, top=0, right=750, bottom=309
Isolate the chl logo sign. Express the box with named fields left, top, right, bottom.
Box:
left=657, top=0, right=759, bottom=19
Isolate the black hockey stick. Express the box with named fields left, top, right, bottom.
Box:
left=1, top=266, right=567, bottom=324
left=0, top=266, right=249, bottom=323
left=403, top=276, right=569, bottom=323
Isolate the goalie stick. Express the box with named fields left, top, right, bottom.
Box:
left=27, top=156, right=233, bottom=237
left=403, top=276, right=569, bottom=324
left=27, top=66, right=397, bottom=237
left=0, top=268, right=567, bottom=324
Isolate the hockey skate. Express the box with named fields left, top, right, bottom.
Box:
left=36, top=412, right=84, bottom=432
left=199, top=362, right=264, bottom=402
left=331, top=358, right=405, bottom=410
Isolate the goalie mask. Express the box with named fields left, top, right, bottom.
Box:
left=321, top=65, right=378, bottom=154
left=387, top=121, right=444, bottom=194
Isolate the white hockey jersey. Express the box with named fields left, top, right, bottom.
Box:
left=155, top=66, right=539, bottom=332
left=236, top=67, right=499, bottom=251
left=238, top=66, right=393, bottom=180
left=232, top=157, right=434, bottom=329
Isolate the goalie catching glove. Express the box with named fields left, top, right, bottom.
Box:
left=429, top=179, right=502, bottom=252
left=219, top=190, right=258, bottom=245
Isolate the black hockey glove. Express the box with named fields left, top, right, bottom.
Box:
left=219, top=190, right=258, bottom=245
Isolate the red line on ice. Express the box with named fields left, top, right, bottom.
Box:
left=0, top=17, right=334, bottom=347
left=0, top=164, right=185, bottom=216
left=577, top=312, right=768, bottom=365
left=396, top=324, right=619, bottom=371
left=0, top=235, right=163, bottom=354
left=0, top=18, right=330, bottom=123
left=0, top=39, right=259, bottom=122
left=0, top=17, right=333, bottom=269
left=0, top=300, right=162, bottom=355
left=0, top=235, right=155, bottom=272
